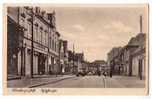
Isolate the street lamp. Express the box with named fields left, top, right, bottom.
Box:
left=27, top=7, right=34, bottom=78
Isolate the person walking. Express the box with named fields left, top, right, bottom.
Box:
left=110, top=71, right=112, bottom=78
left=103, top=71, right=107, bottom=78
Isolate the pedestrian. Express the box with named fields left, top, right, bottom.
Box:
left=103, top=71, right=107, bottom=78
left=97, top=71, right=101, bottom=76
left=110, top=71, right=112, bottom=78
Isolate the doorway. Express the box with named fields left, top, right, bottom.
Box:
left=38, top=54, right=46, bottom=75
left=138, top=59, right=142, bottom=80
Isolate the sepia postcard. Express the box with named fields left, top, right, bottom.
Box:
left=3, top=4, right=149, bottom=95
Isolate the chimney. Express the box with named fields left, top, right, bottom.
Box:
left=140, top=15, right=142, bottom=33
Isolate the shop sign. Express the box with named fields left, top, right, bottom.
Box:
left=34, top=43, right=47, bottom=51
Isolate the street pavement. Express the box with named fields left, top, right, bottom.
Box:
left=35, top=75, right=145, bottom=88
left=7, top=75, right=75, bottom=88
left=7, top=75, right=145, bottom=88
left=37, top=75, right=105, bottom=88
left=105, top=76, right=145, bottom=88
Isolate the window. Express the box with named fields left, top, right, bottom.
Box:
left=44, top=31, right=46, bottom=45
left=45, top=31, right=48, bottom=46
left=35, top=26, right=38, bottom=42
left=20, top=18, right=26, bottom=37
left=42, top=30, right=44, bottom=45
left=43, top=31, right=45, bottom=45
left=39, top=28, right=42, bottom=44
left=52, top=39, right=54, bottom=51
left=20, top=18, right=24, bottom=27
left=50, top=37, right=52, bottom=49
left=34, top=23, right=39, bottom=42
left=55, top=42, right=56, bottom=52
left=27, top=22, right=32, bottom=39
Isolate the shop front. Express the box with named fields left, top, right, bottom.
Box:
left=38, top=53, right=47, bottom=75
left=7, top=16, right=24, bottom=78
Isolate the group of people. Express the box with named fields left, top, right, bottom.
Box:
left=97, top=71, right=113, bottom=78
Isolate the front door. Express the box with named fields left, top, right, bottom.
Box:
left=138, top=59, right=142, bottom=80
left=38, top=54, right=45, bottom=75
left=21, top=50, right=25, bottom=76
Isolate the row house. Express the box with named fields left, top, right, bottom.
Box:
left=120, top=33, right=146, bottom=79
left=130, top=33, right=146, bottom=80
left=107, top=33, right=146, bottom=80
left=7, top=7, right=60, bottom=78
left=107, top=47, right=122, bottom=75
left=119, top=44, right=138, bottom=76
left=108, top=16, right=146, bottom=80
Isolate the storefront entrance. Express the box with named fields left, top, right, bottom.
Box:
left=38, top=53, right=46, bottom=75
left=138, top=59, right=143, bottom=80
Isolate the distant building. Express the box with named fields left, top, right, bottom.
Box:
left=59, top=39, right=68, bottom=74
left=92, top=60, right=107, bottom=72
left=81, top=61, right=90, bottom=72
left=74, top=53, right=84, bottom=72
left=67, top=50, right=74, bottom=73
left=107, top=47, right=122, bottom=75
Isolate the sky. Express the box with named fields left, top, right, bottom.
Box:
left=43, top=4, right=148, bottom=62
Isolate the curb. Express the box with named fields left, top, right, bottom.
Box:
left=7, top=77, right=21, bottom=81
left=28, top=76, right=76, bottom=88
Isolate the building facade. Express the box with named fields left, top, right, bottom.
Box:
left=75, top=53, right=84, bottom=72
left=107, top=47, right=122, bottom=75
left=7, top=7, right=60, bottom=78
left=7, top=7, right=24, bottom=78
left=91, top=60, right=107, bottom=72
left=106, top=33, right=146, bottom=79
left=67, top=50, right=74, bottom=73
left=131, top=33, right=146, bottom=80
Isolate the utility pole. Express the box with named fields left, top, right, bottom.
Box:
left=31, top=7, right=34, bottom=78
left=140, top=15, right=143, bottom=33
left=73, top=44, right=75, bottom=74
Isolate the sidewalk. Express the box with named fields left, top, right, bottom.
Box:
left=7, top=74, right=75, bottom=88
left=7, top=74, right=21, bottom=80
left=105, top=75, right=145, bottom=88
